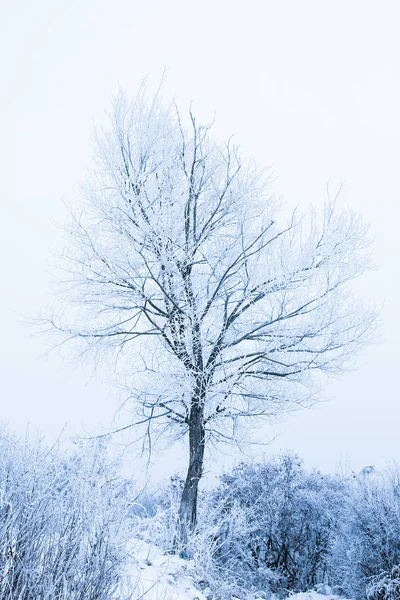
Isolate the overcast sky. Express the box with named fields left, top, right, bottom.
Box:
left=1, top=0, right=399, bottom=479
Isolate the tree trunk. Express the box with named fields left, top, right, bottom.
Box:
left=177, top=406, right=205, bottom=547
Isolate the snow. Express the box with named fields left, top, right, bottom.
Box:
left=123, top=539, right=350, bottom=600
left=125, top=539, right=207, bottom=600
left=287, top=593, right=348, bottom=600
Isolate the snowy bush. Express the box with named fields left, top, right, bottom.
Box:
left=366, top=566, right=400, bottom=600
left=0, top=429, right=134, bottom=600
left=328, top=467, right=400, bottom=599
left=206, top=455, right=344, bottom=597
left=130, top=475, right=184, bottom=552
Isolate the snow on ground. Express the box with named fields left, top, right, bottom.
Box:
left=287, top=593, right=349, bottom=600
left=124, top=539, right=349, bottom=600
left=126, top=539, right=207, bottom=600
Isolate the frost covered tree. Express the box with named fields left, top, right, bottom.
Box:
left=51, top=85, right=375, bottom=541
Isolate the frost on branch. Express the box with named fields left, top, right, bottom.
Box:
left=49, top=86, right=376, bottom=535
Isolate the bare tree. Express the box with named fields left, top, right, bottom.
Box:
left=50, top=86, right=375, bottom=543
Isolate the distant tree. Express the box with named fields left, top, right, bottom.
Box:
left=50, top=85, right=375, bottom=543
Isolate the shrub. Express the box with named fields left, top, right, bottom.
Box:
left=0, top=429, right=133, bottom=600
left=206, top=455, right=344, bottom=597
left=328, top=467, right=400, bottom=599
left=366, top=566, right=400, bottom=600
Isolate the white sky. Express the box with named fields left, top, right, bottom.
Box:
left=1, top=0, right=399, bottom=479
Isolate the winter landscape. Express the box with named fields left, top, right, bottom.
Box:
left=1, top=2, right=400, bottom=599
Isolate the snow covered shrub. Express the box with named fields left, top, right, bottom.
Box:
left=328, top=467, right=400, bottom=599
left=0, top=429, right=133, bottom=600
left=366, top=566, right=400, bottom=600
left=207, top=455, right=344, bottom=597
left=131, top=475, right=185, bottom=551
left=191, top=491, right=279, bottom=600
